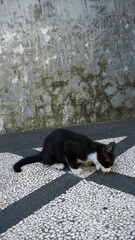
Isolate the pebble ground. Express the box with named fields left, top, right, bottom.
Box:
left=0, top=120, right=135, bottom=239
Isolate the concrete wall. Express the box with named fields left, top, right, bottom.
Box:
left=0, top=0, right=135, bottom=133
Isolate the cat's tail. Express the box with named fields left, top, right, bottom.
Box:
left=13, top=152, right=43, bottom=173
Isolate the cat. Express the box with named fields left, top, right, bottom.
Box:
left=13, top=129, right=116, bottom=175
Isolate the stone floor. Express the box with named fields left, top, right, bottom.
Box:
left=0, top=119, right=135, bottom=239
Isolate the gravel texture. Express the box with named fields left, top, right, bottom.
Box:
left=113, top=146, right=135, bottom=177
left=1, top=180, right=135, bottom=240
left=0, top=152, right=65, bottom=210
left=1, top=135, right=134, bottom=240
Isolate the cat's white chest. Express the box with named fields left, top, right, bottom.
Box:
left=77, top=152, right=98, bottom=165
left=87, top=152, right=98, bottom=163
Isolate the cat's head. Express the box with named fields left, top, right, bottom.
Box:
left=98, top=142, right=116, bottom=172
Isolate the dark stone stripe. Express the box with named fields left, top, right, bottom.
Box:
left=86, top=171, right=135, bottom=196
left=1, top=170, right=135, bottom=235
left=0, top=173, right=81, bottom=234
left=115, top=136, right=135, bottom=157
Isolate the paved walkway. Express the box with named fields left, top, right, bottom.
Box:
left=0, top=119, right=135, bottom=239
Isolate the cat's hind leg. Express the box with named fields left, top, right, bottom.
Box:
left=51, top=163, right=65, bottom=170
left=42, top=152, right=65, bottom=170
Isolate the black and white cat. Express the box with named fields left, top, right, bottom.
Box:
left=13, top=129, right=116, bottom=175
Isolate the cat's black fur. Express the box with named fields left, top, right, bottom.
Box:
left=13, top=129, right=116, bottom=174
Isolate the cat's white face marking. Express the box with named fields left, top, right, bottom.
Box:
left=70, top=167, right=83, bottom=175
left=87, top=152, right=111, bottom=173
left=51, top=163, right=65, bottom=170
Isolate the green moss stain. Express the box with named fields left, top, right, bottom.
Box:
left=4, top=51, right=135, bottom=133
left=70, top=65, right=85, bottom=77
left=98, top=54, right=107, bottom=75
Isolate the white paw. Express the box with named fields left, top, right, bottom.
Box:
left=104, top=168, right=111, bottom=173
left=71, top=167, right=83, bottom=175
left=96, top=165, right=101, bottom=171
left=101, top=166, right=111, bottom=173
left=51, top=163, right=65, bottom=170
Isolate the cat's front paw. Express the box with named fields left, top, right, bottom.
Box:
left=102, top=167, right=111, bottom=173
left=96, top=165, right=101, bottom=171
left=100, top=165, right=111, bottom=173
left=71, top=167, right=83, bottom=175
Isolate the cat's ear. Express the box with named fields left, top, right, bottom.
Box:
left=109, top=142, right=116, bottom=149
left=103, top=142, right=116, bottom=154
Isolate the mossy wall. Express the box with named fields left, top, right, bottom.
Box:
left=0, top=0, right=135, bottom=133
